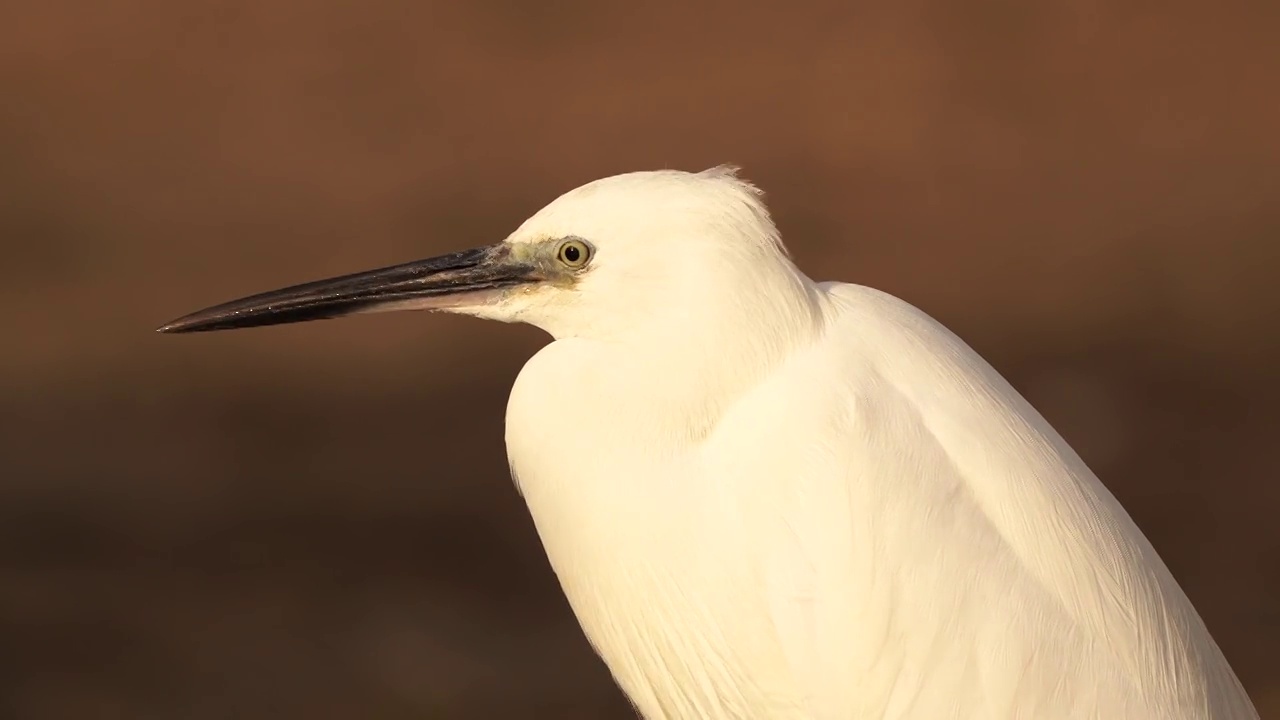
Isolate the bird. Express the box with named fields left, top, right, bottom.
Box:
left=158, top=166, right=1259, bottom=719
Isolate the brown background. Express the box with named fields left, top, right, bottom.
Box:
left=2, top=1, right=1277, bottom=718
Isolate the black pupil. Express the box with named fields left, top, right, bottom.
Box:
left=563, top=244, right=581, bottom=263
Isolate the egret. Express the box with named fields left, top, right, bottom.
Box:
left=159, top=167, right=1259, bottom=719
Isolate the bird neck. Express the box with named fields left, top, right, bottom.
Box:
left=605, top=264, right=825, bottom=445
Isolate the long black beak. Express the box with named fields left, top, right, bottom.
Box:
left=157, top=243, right=538, bottom=333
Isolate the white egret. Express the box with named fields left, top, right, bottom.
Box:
left=159, top=166, right=1259, bottom=719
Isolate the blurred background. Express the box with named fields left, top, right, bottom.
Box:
left=1, top=0, right=1277, bottom=717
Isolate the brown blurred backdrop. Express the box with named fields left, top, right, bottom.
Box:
left=1, top=1, right=1277, bottom=718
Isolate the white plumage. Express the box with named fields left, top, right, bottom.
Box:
left=498, top=168, right=1256, bottom=719
left=160, top=166, right=1258, bottom=719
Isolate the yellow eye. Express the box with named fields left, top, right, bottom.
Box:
left=556, top=238, right=592, bottom=268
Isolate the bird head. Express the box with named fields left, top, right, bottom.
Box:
left=158, top=166, right=815, bottom=345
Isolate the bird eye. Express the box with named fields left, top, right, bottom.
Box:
left=556, top=238, right=592, bottom=268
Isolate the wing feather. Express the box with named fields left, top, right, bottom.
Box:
left=749, top=283, right=1257, bottom=719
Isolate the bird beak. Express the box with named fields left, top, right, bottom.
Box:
left=156, top=243, right=539, bottom=333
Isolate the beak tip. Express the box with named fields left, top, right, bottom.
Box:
left=156, top=316, right=200, bottom=334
